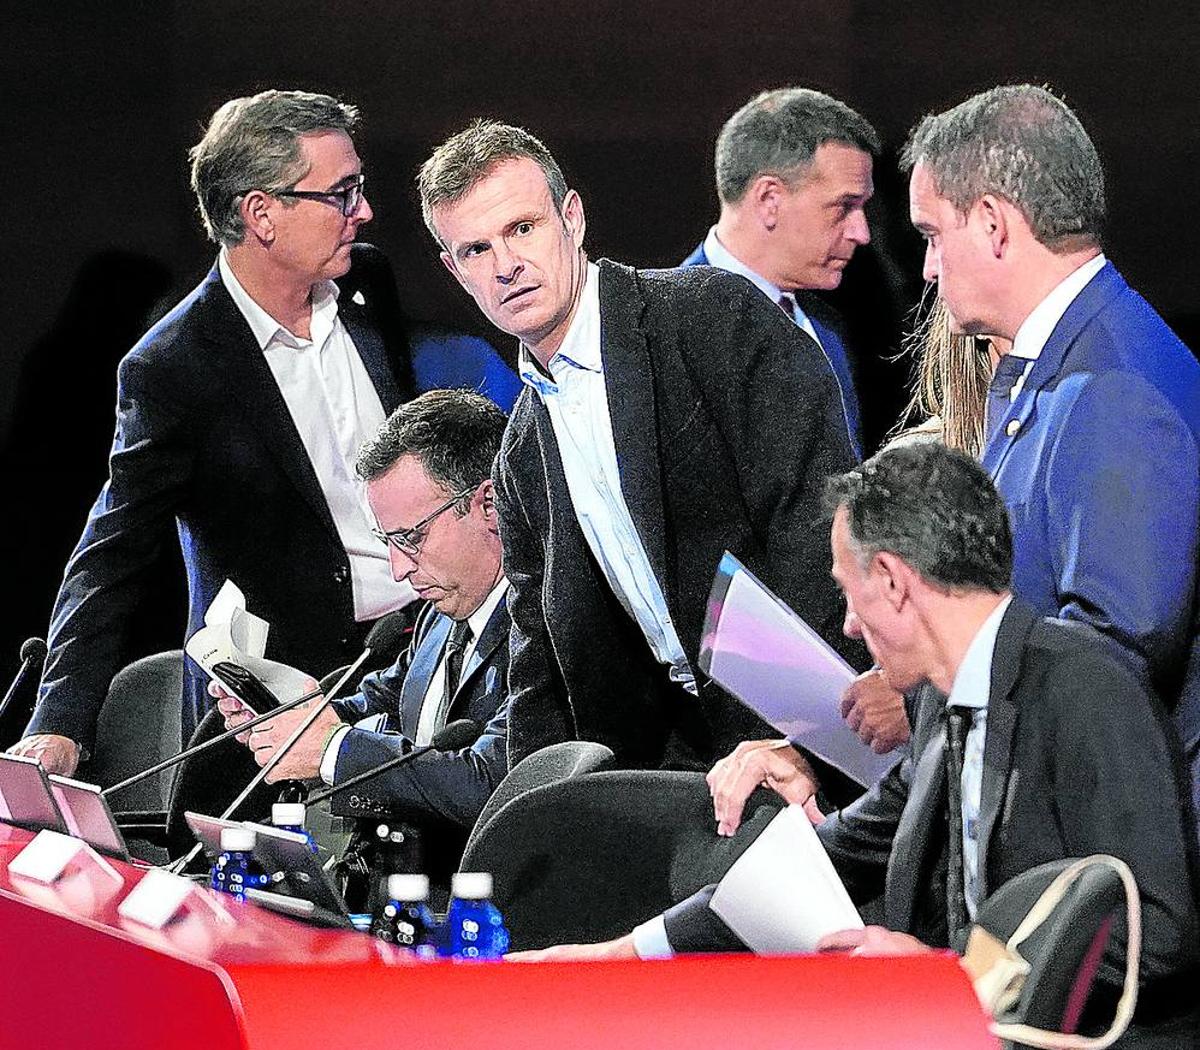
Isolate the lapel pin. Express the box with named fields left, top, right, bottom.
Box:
left=1005, top=419, right=1021, bottom=437
left=352, top=291, right=366, bottom=306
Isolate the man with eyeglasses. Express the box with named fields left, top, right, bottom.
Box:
left=11, top=90, right=422, bottom=775
left=216, top=390, right=511, bottom=884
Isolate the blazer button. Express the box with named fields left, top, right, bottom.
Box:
left=334, top=565, right=349, bottom=584
left=1006, top=419, right=1021, bottom=437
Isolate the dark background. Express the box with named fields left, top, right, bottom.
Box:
left=2, top=0, right=1198, bottom=695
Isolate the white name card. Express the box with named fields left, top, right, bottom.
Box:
left=8, top=829, right=121, bottom=885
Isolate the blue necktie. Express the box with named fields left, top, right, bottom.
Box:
left=986, top=354, right=1028, bottom=441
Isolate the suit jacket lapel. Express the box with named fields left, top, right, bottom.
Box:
left=887, top=726, right=948, bottom=932
left=399, top=613, right=452, bottom=735
left=450, top=596, right=510, bottom=718
left=982, top=262, right=1121, bottom=479
left=974, top=600, right=1035, bottom=899
left=198, top=265, right=338, bottom=539
left=340, top=302, right=403, bottom=414
left=596, top=261, right=670, bottom=594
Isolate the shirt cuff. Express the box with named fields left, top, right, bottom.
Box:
left=319, top=725, right=353, bottom=785
left=630, top=916, right=675, bottom=959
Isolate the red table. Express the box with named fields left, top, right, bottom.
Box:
left=0, top=824, right=999, bottom=1050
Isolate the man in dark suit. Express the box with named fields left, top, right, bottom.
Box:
left=680, top=87, right=878, bottom=460
left=10, top=90, right=420, bottom=775
left=217, top=390, right=510, bottom=877
left=520, top=444, right=1200, bottom=1038
left=902, top=85, right=1200, bottom=837
left=416, top=120, right=861, bottom=771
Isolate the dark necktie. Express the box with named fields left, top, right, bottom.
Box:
left=439, top=619, right=473, bottom=727
left=777, top=293, right=797, bottom=319
left=944, top=706, right=971, bottom=948
left=985, top=354, right=1029, bottom=441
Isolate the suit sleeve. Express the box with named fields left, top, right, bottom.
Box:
left=685, top=282, right=866, bottom=668
left=29, top=351, right=195, bottom=751
left=1044, top=369, right=1200, bottom=689
left=333, top=698, right=510, bottom=828
left=332, top=606, right=429, bottom=724
left=492, top=434, right=576, bottom=766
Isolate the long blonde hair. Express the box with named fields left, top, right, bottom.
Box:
left=893, top=292, right=992, bottom=457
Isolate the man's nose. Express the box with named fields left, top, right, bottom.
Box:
left=493, top=243, right=524, bottom=284
left=389, top=545, right=417, bottom=581
left=847, top=208, right=870, bottom=246
left=352, top=193, right=373, bottom=224
left=843, top=608, right=863, bottom=640
left=922, top=243, right=938, bottom=285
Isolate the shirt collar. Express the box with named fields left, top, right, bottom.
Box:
left=517, top=261, right=602, bottom=397
left=946, top=595, right=1013, bottom=711
left=218, top=249, right=340, bottom=352
left=466, top=576, right=509, bottom=640
left=1010, top=253, right=1106, bottom=361
left=703, top=226, right=786, bottom=302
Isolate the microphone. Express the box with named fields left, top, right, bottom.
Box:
left=305, top=718, right=481, bottom=807
left=167, top=611, right=413, bottom=874
left=0, top=638, right=48, bottom=736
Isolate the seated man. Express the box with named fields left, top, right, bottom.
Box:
left=218, top=389, right=510, bottom=881
left=521, top=443, right=1199, bottom=1038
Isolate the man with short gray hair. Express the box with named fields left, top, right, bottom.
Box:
left=11, top=89, right=419, bottom=773
left=682, top=88, right=880, bottom=458
left=903, top=84, right=1200, bottom=836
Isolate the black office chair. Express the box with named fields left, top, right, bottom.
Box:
left=461, top=768, right=785, bottom=950
left=78, top=650, right=184, bottom=815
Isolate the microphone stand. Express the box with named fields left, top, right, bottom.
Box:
left=167, top=649, right=373, bottom=875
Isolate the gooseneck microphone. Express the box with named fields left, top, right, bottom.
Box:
left=167, top=612, right=411, bottom=874
left=305, top=718, right=480, bottom=807
left=0, top=638, right=48, bottom=737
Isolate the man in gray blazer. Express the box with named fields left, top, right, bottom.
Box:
left=417, top=120, right=862, bottom=772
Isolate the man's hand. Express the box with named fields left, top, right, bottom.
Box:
left=508, top=934, right=639, bottom=962
left=706, top=739, right=823, bottom=837
left=817, top=926, right=933, bottom=956
left=244, top=695, right=340, bottom=783
left=209, top=681, right=257, bottom=743
left=7, top=734, right=81, bottom=776
left=840, top=669, right=911, bottom=754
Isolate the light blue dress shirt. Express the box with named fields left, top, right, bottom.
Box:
left=517, top=263, right=696, bottom=695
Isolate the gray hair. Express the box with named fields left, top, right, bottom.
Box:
left=418, top=119, right=568, bottom=245
left=189, top=89, right=360, bottom=247
left=825, top=443, right=1012, bottom=594
left=715, top=87, right=880, bottom=205
left=356, top=390, right=508, bottom=511
left=901, top=84, right=1105, bottom=251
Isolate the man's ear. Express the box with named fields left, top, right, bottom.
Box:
left=871, top=551, right=911, bottom=612
left=561, top=189, right=586, bottom=248
left=975, top=194, right=1009, bottom=259
left=240, top=190, right=275, bottom=243
left=749, top=173, right=786, bottom=231
left=476, top=478, right=498, bottom=530
left=439, top=249, right=470, bottom=292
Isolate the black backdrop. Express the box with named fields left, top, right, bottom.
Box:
left=2, top=0, right=1198, bottom=693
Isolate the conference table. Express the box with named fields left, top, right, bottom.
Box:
left=0, top=824, right=998, bottom=1050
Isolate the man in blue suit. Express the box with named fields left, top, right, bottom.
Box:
left=904, top=84, right=1200, bottom=832
left=681, top=88, right=878, bottom=460
left=218, top=390, right=510, bottom=878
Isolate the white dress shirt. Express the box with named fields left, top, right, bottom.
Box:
left=518, top=262, right=696, bottom=694
left=632, top=594, right=1014, bottom=957
left=218, top=252, right=413, bottom=621
left=319, top=578, right=509, bottom=783
left=1001, top=253, right=1107, bottom=401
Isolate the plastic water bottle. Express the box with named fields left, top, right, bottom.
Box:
left=372, top=873, right=436, bottom=956
left=447, top=872, right=509, bottom=959
left=209, top=827, right=269, bottom=902
left=271, top=802, right=318, bottom=853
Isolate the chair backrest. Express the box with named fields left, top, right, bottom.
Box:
left=459, top=740, right=615, bottom=867
left=461, top=769, right=784, bottom=951
left=80, top=650, right=184, bottom=813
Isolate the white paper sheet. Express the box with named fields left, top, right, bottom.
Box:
left=185, top=580, right=313, bottom=704
left=698, top=552, right=896, bottom=786
left=708, top=804, right=862, bottom=953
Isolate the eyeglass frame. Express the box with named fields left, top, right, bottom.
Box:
left=371, top=486, right=476, bottom=557
left=271, top=173, right=366, bottom=217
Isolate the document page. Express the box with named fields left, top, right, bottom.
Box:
left=185, top=580, right=313, bottom=703
left=698, top=552, right=896, bottom=786
left=709, top=804, right=862, bottom=953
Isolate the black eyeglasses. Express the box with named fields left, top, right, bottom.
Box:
left=273, top=174, right=365, bottom=217
left=371, top=487, right=475, bottom=557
